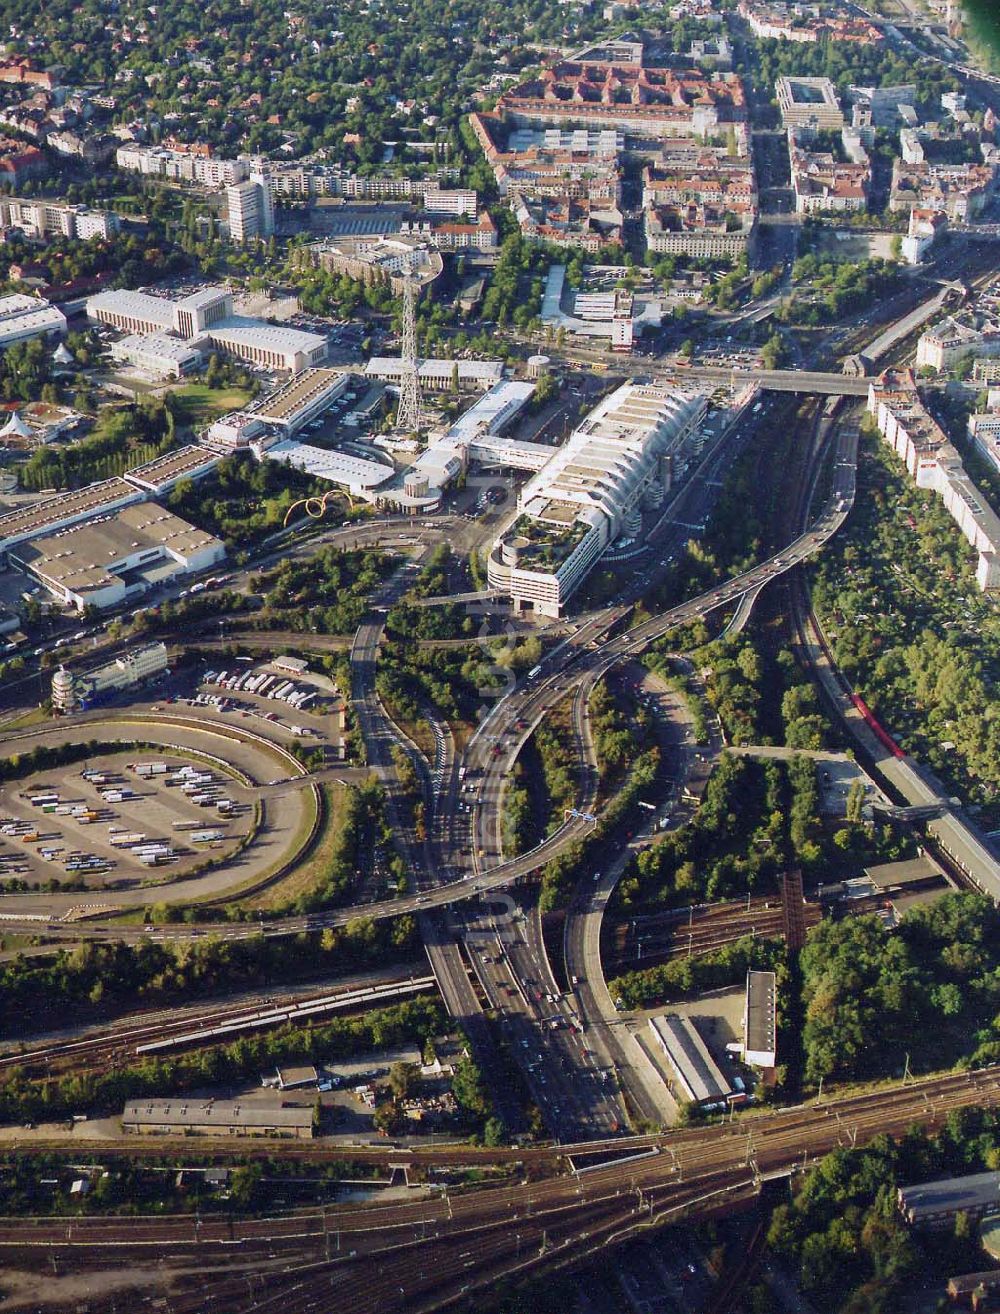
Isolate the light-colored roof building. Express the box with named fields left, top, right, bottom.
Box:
left=250, top=367, right=350, bottom=430
left=0, top=293, right=67, bottom=347
left=262, top=437, right=395, bottom=496
left=122, top=1098, right=314, bottom=1139
left=109, top=332, right=204, bottom=379
left=488, top=381, right=706, bottom=616
left=0, top=479, right=142, bottom=554
left=366, top=357, right=504, bottom=392
left=124, top=445, right=223, bottom=494
left=648, top=1013, right=733, bottom=1105
left=11, top=502, right=225, bottom=611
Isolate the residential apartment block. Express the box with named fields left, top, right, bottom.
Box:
left=868, top=369, right=1000, bottom=592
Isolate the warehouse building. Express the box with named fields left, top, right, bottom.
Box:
left=0, top=479, right=143, bottom=555
left=898, top=1171, right=1000, bottom=1229
left=743, top=970, right=776, bottom=1069
left=488, top=381, right=706, bottom=616
left=11, top=502, right=225, bottom=611
left=648, top=1013, right=734, bottom=1107
left=122, top=1098, right=314, bottom=1140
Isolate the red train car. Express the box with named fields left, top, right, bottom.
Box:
left=850, top=693, right=905, bottom=759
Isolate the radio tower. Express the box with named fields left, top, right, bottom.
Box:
left=397, top=260, right=421, bottom=434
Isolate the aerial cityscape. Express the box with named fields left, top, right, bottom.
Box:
left=0, top=0, right=999, bottom=1310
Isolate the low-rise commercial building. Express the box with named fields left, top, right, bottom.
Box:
left=648, top=1013, right=733, bottom=1106
left=122, top=1098, right=314, bottom=1140
left=124, top=445, right=223, bottom=495
left=11, top=503, right=225, bottom=611
left=109, top=332, right=204, bottom=379
left=366, top=357, right=504, bottom=393
left=541, top=265, right=662, bottom=348
left=53, top=641, right=170, bottom=713
left=250, top=368, right=351, bottom=432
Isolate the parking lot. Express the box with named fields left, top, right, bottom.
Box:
left=0, top=754, right=253, bottom=892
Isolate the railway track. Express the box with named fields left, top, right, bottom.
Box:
left=604, top=896, right=822, bottom=971
left=0, top=974, right=437, bottom=1079
left=3, top=1064, right=999, bottom=1311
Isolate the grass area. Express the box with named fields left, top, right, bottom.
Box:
left=0, top=708, right=49, bottom=732
left=249, top=780, right=350, bottom=912
left=169, top=384, right=252, bottom=428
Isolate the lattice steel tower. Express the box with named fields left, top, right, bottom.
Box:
left=397, top=262, right=421, bottom=433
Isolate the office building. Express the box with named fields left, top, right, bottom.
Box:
left=776, top=77, right=845, bottom=130
left=488, top=382, right=706, bottom=616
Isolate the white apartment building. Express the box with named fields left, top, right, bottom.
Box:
left=115, top=145, right=249, bottom=189
left=423, top=187, right=478, bottom=217
left=915, top=317, right=1000, bottom=372
left=969, top=412, right=1000, bottom=481
left=0, top=196, right=120, bottom=240
left=226, top=171, right=275, bottom=244
left=868, top=370, right=1000, bottom=591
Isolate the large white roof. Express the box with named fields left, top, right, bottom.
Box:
left=87, top=289, right=175, bottom=331
left=265, top=438, right=394, bottom=491
left=202, top=317, right=328, bottom=356
left=0, top=293, right=66, bottom=343
left=520, top=381, right=704, bottom=528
